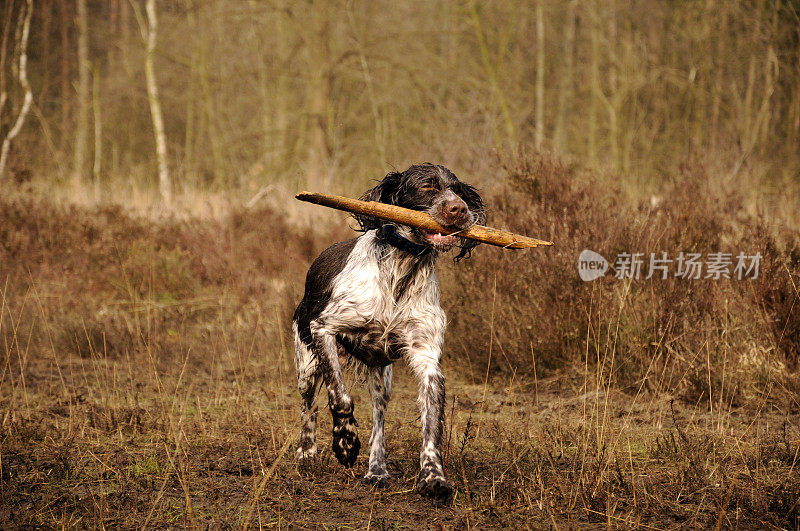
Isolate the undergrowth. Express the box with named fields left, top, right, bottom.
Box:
left=446, top=150, right=800, bottom=412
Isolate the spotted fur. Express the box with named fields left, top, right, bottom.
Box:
left=292, top=164, right=485, bottom=499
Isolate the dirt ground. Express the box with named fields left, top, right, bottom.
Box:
left=3, top=346, right=799, bottom=529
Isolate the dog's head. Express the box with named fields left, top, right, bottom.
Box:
left=356, top=163, right=486, bottom=260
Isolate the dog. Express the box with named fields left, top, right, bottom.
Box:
left=292, top=163, right=485, bottom=499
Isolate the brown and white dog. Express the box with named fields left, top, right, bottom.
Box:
left=292, top=163, right=485, bottom=498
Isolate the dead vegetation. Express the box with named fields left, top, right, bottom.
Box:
left=1, top=151, right=799, bottom=528
left=446, top=151, right=800, bottom=412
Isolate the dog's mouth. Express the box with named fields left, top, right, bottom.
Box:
left=420, top=229, right=460, bottom=248
left=403, top=210, right=475, bottom=251
left=417, top=213, right=474, bottom=250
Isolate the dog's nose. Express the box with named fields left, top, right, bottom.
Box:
left=443, top=198, right=468, bottom=225
left=448, top=201, right=466, bottom=218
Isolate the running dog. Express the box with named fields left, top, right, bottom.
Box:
left=292, top=163, right=485, bottom=498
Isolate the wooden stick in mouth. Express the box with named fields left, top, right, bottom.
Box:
left=296, top=191, right=554, bottom=249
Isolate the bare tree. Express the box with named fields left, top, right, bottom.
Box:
left=1, top=0, right=798, bottom=195
left=534, top=0, right=545, bottom=149
left=0, top=1, right=14, bottom=123
left=469, top=0, right=515, bottom=147
left=553, top=0, right=576, bottom=152
left=57, top=0, right=69, bottom=152
left=73, top=0, right=89, bottom=186
left=38, top=0, right=52, bottom=107
left=0, top=0, right=34, bottom=183
left=135, top=0, right=171, bottom=204
left=588, top=0, right=600, bottom=166
left=306, top=3, right=334, bottom=187
left=92, top=65, right=102, bottom=199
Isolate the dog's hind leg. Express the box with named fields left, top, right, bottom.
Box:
left=364, top=365, right=392, bottom=484
left=294, top=324, right=321, bottom=460
left=311, top=323, right=361, bottom=468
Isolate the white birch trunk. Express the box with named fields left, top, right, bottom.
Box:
left=145, top=0, right=171, bottom=204
left=0, top=0, right=34, bottom=183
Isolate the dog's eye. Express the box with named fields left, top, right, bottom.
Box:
left=420, top=185, right=437, bottom=192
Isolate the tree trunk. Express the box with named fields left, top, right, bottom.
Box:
left=606, top=1, right=619, bottom=170
left=534, top=0, right=545, bottom=149
left=0, top=1, right=13, bottom=124
left=39, top=0, right=53, bottom=108
left=92, top=64, right=102, bottom=199
left=469, top=0, right=515, bottom=147
left=183, top=0, right=198, bottom=185
left=272, top=10, right=290, bottom=173
left=554, top=0, right=576, bottom=152
left=588, top=2, right=600, bottom=166
left=306, top=5, right=334, bottom=187
left=58, top=0, right=70, bottom=153
left=73, top=0, right=90, bottom=186
left=794, top=33, right=800, bottom=147
left=120, top=0, right=130, bottom=73
left=144, top=0, right=171, bottom=204
left=0, top=0, right=34, bottom=183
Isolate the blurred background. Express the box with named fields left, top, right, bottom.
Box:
left=1, top=0, right=798, bottom=207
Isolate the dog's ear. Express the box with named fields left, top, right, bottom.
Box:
left=451, top=181, right=486, bottom=261
left=361, top=171, right=402, bottom=204
left=354, top=171, right=403, bottom=231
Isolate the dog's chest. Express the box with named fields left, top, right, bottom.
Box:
left=325, top=237, right=445, bottom=366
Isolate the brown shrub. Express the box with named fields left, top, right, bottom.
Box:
left=442, top=150, right=800, bottom=408
left=1, top=157, right=797, bottom=410
left=0, top=195, right=339, bottom=367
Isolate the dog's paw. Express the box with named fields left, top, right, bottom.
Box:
left=331, top=413, right=360, bottom=468
left=295, top=443, right=317, bottom=461
left=418, top=473, right=452, bottom=500
left=363, top=470, right=391, bottom=486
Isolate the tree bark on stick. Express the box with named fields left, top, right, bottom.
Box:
left=0, top=0, right=34, bottom=183
left=296, top=191, right=554, bottom=249
left=144, top=0, right=171, bottom=204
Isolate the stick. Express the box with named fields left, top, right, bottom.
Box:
left=296, top=191, right=554, bottom=249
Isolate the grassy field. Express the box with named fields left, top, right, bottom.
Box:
left=4, top=341, right=799, bottom=528
left=2, top=153, right=800, bottom=528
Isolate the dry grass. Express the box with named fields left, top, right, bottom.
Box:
left=2, top=152, right=800, bottom=528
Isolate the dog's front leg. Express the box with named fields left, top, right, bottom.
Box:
left=311, top=323, right=361, bottom=468
left=364, top=365, right=392, bottom=484
left=408, top=347, right=451, bottom=499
